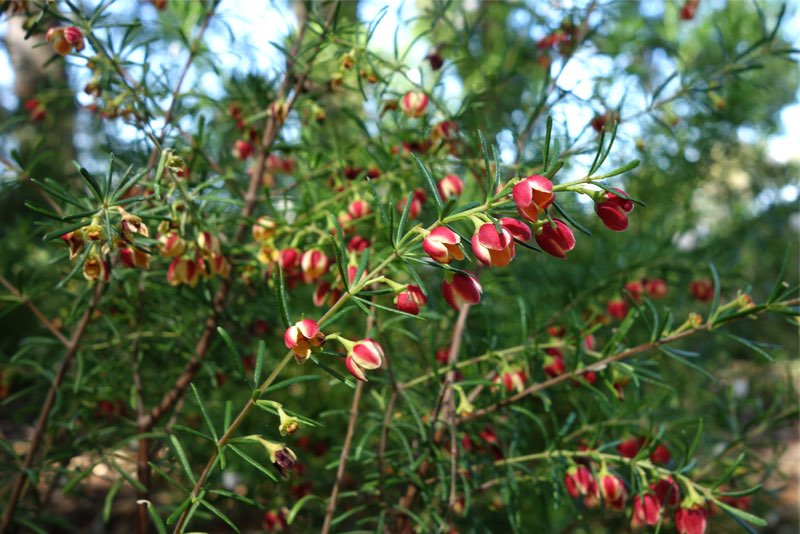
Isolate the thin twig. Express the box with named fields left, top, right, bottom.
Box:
left=321, top=312, right=375, bottom=534
left=0, top=282, right=104, bottom=534
left=0, top=274, right=70, bottom=347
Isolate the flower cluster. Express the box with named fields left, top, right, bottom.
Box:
left=158, top=226, right=230, bottom=287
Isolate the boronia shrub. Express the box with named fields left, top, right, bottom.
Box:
left=0, top=1, right=797, bottom=533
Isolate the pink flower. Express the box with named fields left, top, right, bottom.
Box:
left=632, top=493, right=663, bottom=528
left=599, top=472, right=627, bottom=510
left=232, top=140, right=255, bottom=160
left=394, top=285, right=427, bottom=315
left=645, top=278, right=668, bottom=299
left=283, top=319, right=325, bottom=363
left=650, top=444, right=672, bottom=464
left=345, top=339, right=384, bottom=381
left=564, top=465, right=600, bottom=508
left=617, top=437, right=644, bottom=458
left=437, top=174, right=464, bottom=200
left=496, top=369, right=526, bottom=393
left=535, top=219, right=575, bottom=259
left=674, top=504, right=709, bottom=534
left=348, top=199, right=371, bottom=220
left=513, top=175, right=554, bottom=221
left=442, top=272, right=482, bottom=310
left=543, top=350, right=565, bottom=378
left=347, top=235, right=371, bottom=252
left=400, top=91, right=429, bottom=118
left=652, top=476, right=681, bottom=508
left=422, top=227, right=464, bottom=264
left=472, top=223, right=515, bottom=267
left=607, top=298, right=628, bottom=320
left=690, top=279, right=714, bottom=302
left=595, top=188, right=634, bottom=231
left=300, top=249, right=330, bottom=283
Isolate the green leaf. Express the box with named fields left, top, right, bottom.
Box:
left=191, top=383, right=218, bottom=441
left=103, top=478, right=124, bottom=523
left=286, top=494, right=325, bottom=524
left=173, top=424, right=213, bottom=441
left=140, top=499, right=168, bottom=534
left=543, top=115, right=553, bottom=172
left=395, top=191, right=414, bottom=245
left=551, top=201, right=592, bottom=236
left=708, top=262, right=722, bottom=319
left=149, top=462, right=187, bottom=492
left=714, top=499, right=767, bottom=528
left=77, top=164, right=105, bottom=202
left=477, top=130, right=493, bottom=200
left=216, top=327, right=248, bottom=383
left=263, top=375, right=323, bottom=394
left=228, top=444, right=279, bottom=482
left=254, top=340, right=266, bottom=388
left=366, top=178, right=392, bottom=242
left=43, top=221, right=91, bottom=242
left=718, top=331, right=774, bottom=362
left=275, top=263, right=292, bottom=328
left=354, top=295, right=425, bottom=320
left=353, top=245, right=370, bottom=288
left=310, top=355, right=355, bottom=388
left=410, top=152, right=443, bottom=210
left=198, top=499, right=240, bottom=533
left=169, top=434, right=196, bottom=484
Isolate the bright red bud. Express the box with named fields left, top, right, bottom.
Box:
left=512, top=175, right=554, bottom=221
left=535, top=219, right=575, bottom=259
left=595, top=188, right=634, bottom=231
left=442, top=272, right=482, bottom=310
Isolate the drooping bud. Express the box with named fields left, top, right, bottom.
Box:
left=437, top=174, right=464, bottom=201
left=83, top=252, right=109, bottom=281
left=347, top=199, right=371, bottom=220
left=400, top=91, right=429, bottom=118
left=689, top=279, right=714, bottom=302
left=422, top=226, right=464, bottom=264
left=472, top=222, right=515, bottom=267
left=564, top=465, right=600, bottom=508
left=645, top=278, right=668, bottom=299
left=300, top=249, right=330, bottom=283
left=607, top=298, right=628, bottom=320
left=393, top=284, right=427, bottom=315
left=277, top=406, right=300, bottom=436
left=632, top=493, right=663, bottom=529
left=158, top=231, right=186, bottom=258
left=232, top=140, right=255, bottom=160
left=599, top=471, right=628, bottom=510
left=595, top=188, right=634, bottom=231
left=674, top=503, right=709, bottom=534
left=513, top=175, right=554, bottom=221
left=345, top=338, right=384, bottom=381
left=442, top=272, right=482, bottom=310
left=535, top=219, right=575, bottom=259
left=61, top=231, right=85, bottom=260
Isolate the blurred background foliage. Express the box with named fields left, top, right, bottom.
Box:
left=0, top=0, right=797, bottom=532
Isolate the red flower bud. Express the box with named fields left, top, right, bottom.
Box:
left=607, top=298, right=628, bottom=320
left=535, top=219, right=575, bottom=259
left=618, top=436, right=644, bottom=458
left=599, top=472, right=627, bottom=510
left=345, top=338, right=384, bottom=381
left=689, top=279, right=714, bottom=302
left=652, top=476, right=681, bottom=508
left=645, top=278, right=668, bottom=299
left=232, top=140, right=255, bottom=160
left=632, top=493, right=663, bottom=528
left=158, top=231, right=186, bottom=258
left=300, top=249, right=330, bottom=283
left=442, top=272, right=482, bottom=310
left=437, top=174, right=464, bottom=200
left=348, top=199, right=371, bottom=220
left=674, top=504, right=709, bottom=534
left=595, top=188, right=634, bottom=231
left=347, top=235, right=371, bottom=252
left=543, top=352, right=564, bottom=378
left=63, top=26, right=85, bottom=51
left=650, top=444, right=671, bottom=464
left=512, top=175, right=554, bottom=221
left=394, top=284, right=427, bottom=315
left=422, top=226, right=464, bottom=264
left=565, top=465, right=600, bottom=507
left=400, top=91, right=429, bottom=118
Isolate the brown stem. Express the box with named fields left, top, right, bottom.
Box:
left=0, top=282, right=103, bottom=534
left=0, top=274, right=70, bottom=347
left=321, top=312, right=375, bottom=533
left=395, top=305, right=470, bottom=532
left=321, top=382, right=364, bottom=534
